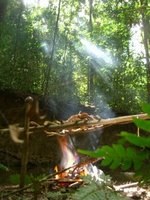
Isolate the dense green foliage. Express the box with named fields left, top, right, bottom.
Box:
left=78, top=103, right=150, bottom=182
left=0, top=0, right=150, bottom=114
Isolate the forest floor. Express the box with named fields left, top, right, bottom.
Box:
left=0, top=90, right=150, bottom=200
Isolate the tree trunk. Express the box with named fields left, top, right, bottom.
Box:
left=44, top=0, right=62, bottom=95
left=88, top=0, right=94, bottom=102
left=0, top=0, right=8, bottom=21
left=140, top=0, right=150, bottom=102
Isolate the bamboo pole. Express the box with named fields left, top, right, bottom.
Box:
left=0, top=113, right=149, bottom=136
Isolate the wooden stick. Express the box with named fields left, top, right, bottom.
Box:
left=114, top=182, right=139, bottom=191
left=0, top=113, right=149, bottom=136
left=20, top=97, right=33, bottom=188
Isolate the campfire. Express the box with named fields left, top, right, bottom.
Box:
left=53, top=135, right=104, bottom=188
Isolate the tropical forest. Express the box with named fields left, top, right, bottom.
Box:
left=0, top=0, right=150, bottom=199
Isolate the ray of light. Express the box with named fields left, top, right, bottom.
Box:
left=80, top=37, right=113, bottom=66
left=130, top=24, right=145, bottom=57
left=22, top=0, right=49, bottom=8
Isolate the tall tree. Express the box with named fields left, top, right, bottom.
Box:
left=43, top=0, right=62, bottom=95
left=0, top=0, right=8, bottom=21
left=140, top=0, right=150, bottom=102
left=88, top=0, right=94, bottom=102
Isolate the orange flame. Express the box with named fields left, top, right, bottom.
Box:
left=54, top=136, right=103, bottom=184
left=55, top=136, right=80, bottom=178
left=57, top=136, right=79, bottom=169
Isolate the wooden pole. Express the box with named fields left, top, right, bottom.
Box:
left=0, top=113, right=149, bottom=137
left=20, top=97, right=33, bottom=188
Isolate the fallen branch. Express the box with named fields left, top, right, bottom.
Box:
left=114, top=182, right=139, bottom=191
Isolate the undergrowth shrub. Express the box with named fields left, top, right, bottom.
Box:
left=78, top=103, right=150, bottom=183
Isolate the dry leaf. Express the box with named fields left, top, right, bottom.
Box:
left=9, top=124, right=24, bottom=144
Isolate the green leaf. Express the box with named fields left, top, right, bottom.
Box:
left=121, top=159, right=132, bottom=171
left=133, top=118, right=150, bottom=132
left=126, top=147, right=136, bottom=158
left=107, top=144, right=124, bottom=169
left=99, top=146, right=112, bottom=156
left=78, top=145, right=116, bottom=159
left=133, top=158, right=143, bottom=171
left=101, top=156, right=112, bottom=166
left=110, top=158, right=121, bottom=170
left=132, top=150, right=149, bottom=171
left=9, top=174, right=20, bottom=185
left=9, top=174, right=31, bottom=185
left=112, top=144, right=126, bottom=158
left=121, top=132, right=150, bottom=148
left=78, top=148, right=102, bottom=158
left=0, top=163, right=9, bottom=171
left=141, top=103, right=150, bottom=116
left=119, top=147, right=135, bottom=170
